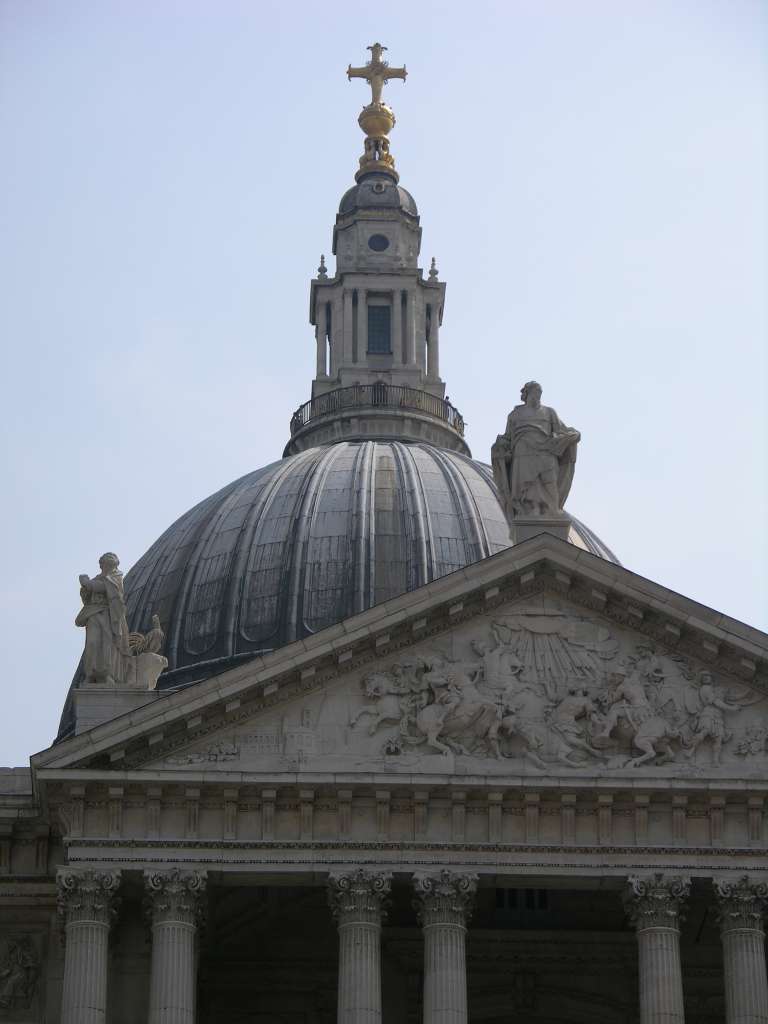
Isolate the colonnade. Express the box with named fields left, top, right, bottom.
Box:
left=315, top=288, right=432, bottom=378
left=56, top=868, right=768, bottom=1024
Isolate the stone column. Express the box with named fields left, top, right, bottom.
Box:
left=392, top=290, right=403, bottom=365
left=624, top=874, right=690, bottom=1024
left=405, top=289, right=417, bottom=366
left=413, top=869, right=478, bottom=1024
left=145, top=868, right=207, bottom=1024
left=357, top=288, right=367, bottom=357
left=343, top=289, right=354, bottom=365
left=328, top=868, right=392, bottom=1024
left=427, top=304, right=440, bottom=378
left=316, top=301, right=328, bottom=378
left=714, top=876, right=768, bottom=1024
left=57, top=868, right=121, bottom=1024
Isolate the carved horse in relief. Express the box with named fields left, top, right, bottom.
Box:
left=624, top=713, right=681, bottom=768
left=350, top=671, right=403, bottom=735
left=407, top=658, right=502, bottom=758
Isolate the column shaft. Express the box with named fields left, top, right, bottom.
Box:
left=145, top=869, right=206, bottom=1024
left=625, top=874, right=690, bottom=1024
left=343, top=289, right=354, bottom=366
left=715, top=876, right=768, bottom=1024
left=148, top=921, right=197, bottom=1024
left=329, top=869, right=391, bottom=1024
left=357, top=289, right=367, bottom=358
left=316, top=302, right=328, bottom=377
left=413, top=870, right=477, bottom=1024
left=392, top=290, right=403, bottom=366
left=637, top=927, right=685, bottom=1023
left=422, top=921, right=467, bottom=1023
left=427, top=304, right=440, bottom=378
left=405, top=290, right=417, bottom=366
left=58, top=869, right=121, bottom=1024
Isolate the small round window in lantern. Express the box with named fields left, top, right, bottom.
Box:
left=368, top=234, right=390, bottom=252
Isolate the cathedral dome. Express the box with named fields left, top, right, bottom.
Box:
left=338, top=174, right=418, bottom=218
left=57, top=439, right=618, bottom=738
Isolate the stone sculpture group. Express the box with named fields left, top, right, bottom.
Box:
left=352, top=612, right=758, bottom=770
left=76, top=553, right=167, bottom=690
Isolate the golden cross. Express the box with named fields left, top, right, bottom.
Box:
left=347, top=43, right=407, bottom=107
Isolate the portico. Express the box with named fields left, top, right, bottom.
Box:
left=53, top=859, right=768, bottom=1024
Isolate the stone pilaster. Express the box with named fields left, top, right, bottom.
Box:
left=57, top=868, right=121, bottom=1024
left=624, top=874, right=690, bottom=1024
left=328, top=868, right=392, bottom=1024
left=714, top=876, right=768, bottom=1024
left=144, top=868, right=207, bottom=1024
left=413, top=869, right=478, bottom=1024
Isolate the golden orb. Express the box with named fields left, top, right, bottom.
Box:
left=358, top=104, right=395, bottom=139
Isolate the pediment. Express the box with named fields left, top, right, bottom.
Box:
left=131, top=593, right=768, bottom=781
left=34, top=535, right=768, bottom=785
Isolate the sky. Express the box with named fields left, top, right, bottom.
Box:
left=0, top=0, right=766, bottom=767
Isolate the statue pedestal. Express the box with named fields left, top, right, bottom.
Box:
left=509, top=516, right=570, bottom=545
left=73, top=688, right=161, bottom=735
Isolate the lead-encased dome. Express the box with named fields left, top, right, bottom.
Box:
left=338, top=174, right=418, bottom=218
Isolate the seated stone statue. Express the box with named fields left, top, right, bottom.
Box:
left=492, top=381, right=580, bottom=520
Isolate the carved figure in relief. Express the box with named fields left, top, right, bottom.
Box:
left=471, top=634, right=523, bottom=695
left=350, top=671, right=404, bottom=735
left=735, top=724, right=768, bottom=757
left=0, top=938, right=38, bottom=1009
left=348, top=616, right=763, bottom=771
left=491, top=381, right=581, bottom=520
left=595, top=666, right=682, bottom=768
left=549, top=687, right=604, bottom=764
left=682, top=671, right=749, bottom=766
left=597, top=669, right=654, bottom=739
left=411, top=657, right=501, bottom=757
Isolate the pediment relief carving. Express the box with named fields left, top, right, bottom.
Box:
left=146, top=595, right=768, bottom=779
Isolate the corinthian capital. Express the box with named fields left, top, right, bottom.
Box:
left=328, top=868, right=392, bottom=924
left=144, top=868, right=207, bottom=927
left=57, top=868, right=121, bottom=927
left=624, top=873, right=691, bottom=931
left=413, top=869, right=478, bottom=927
left=714, top=876, right=768, bottom=934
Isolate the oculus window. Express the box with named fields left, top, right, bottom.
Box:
left=368, top=234, right=390, bottom=251
left=367, top=305, right=392, bottom=354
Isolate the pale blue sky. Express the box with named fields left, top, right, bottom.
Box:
left=1, top=0, right=765, bottom=767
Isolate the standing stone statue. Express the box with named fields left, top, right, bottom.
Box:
left=492, top=382, right=580, bottom=538
left=76, top=552, right=131, bottom=686
left=76, top=553, right=168, bottom=689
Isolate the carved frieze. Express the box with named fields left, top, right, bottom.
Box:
left=144, top=596, right=767, bottom=780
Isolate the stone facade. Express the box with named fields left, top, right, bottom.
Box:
left=2, top=536, right=768, bottom=1022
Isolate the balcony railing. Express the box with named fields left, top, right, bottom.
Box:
left=289, top=384, right=465, bottom=438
